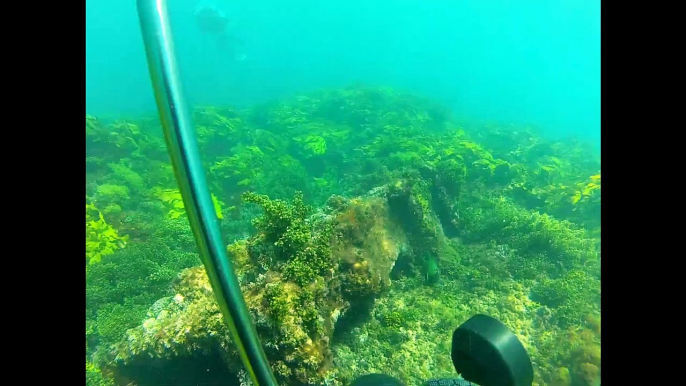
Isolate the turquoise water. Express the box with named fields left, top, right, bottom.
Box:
left=86, top=0, right=600, bottom=145
left=86, top=2, right=601, bottom=385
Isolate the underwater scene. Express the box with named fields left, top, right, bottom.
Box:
left=86, top=2, right=600, bottom=386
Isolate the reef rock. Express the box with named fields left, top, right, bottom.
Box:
left=97, top=183, right=446, bottom=386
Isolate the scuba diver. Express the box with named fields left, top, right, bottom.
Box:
left=194, top=3, right=247, bottom=61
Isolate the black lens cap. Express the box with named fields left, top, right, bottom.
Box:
left=451, top=314, right=533, bottom=386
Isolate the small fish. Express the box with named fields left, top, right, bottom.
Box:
left=424, top=256, right=440, bottom=285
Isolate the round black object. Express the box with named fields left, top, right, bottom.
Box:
left=350, top=373, right=405, bottom=386
left=451, top=314, right=533, bottom=386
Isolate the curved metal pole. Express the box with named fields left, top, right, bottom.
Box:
left=135, top=2, right=277, bottom=386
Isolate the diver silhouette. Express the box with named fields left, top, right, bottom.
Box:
left=194, top=3, right=247, bottom=61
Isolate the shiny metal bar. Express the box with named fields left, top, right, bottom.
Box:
left=135, top=1, right=277, bottom=385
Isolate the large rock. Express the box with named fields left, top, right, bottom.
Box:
left=97, top=183, right=446, bottom=386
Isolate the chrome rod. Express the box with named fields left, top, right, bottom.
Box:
left=135, top=1, right=277, bottom=385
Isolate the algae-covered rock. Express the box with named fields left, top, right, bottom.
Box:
left=98, top=187, right=422, bottom=386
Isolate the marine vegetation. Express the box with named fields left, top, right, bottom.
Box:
left=86, top=85, right=600, bottom=386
